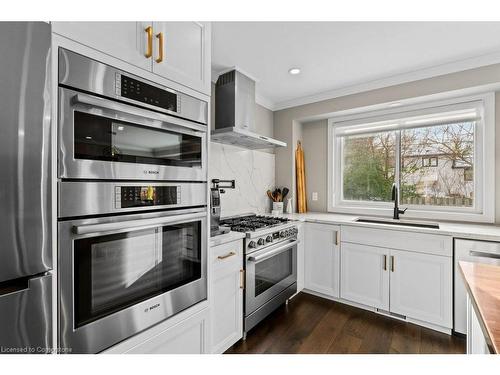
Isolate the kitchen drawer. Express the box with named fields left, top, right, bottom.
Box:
left=210, top=239, right=243, bottom=272
left=341, top=225, right=452, bottom=257
left=124, top=308, right=208, bottom=354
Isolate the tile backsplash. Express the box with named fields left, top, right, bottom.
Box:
left=209, top=142, right=275, bottom=218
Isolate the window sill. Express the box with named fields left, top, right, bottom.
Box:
left=328, top=205, right=494, bottom=224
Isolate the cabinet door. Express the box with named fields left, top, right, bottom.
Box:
left=304, top=223, right=340, bottom=298
left=340, top=242, right=389, bottom=310
left=210, top=240, right=243, bottom=354
left=152, top=22, right=211, bottom=94
left=389, top=249, right=452, bottom=328
left=52, top=22, right=152, bottom=71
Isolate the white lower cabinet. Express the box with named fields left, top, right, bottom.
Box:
left=340, top=242, right=390, bottom=310
left=389, top=249, right=452, bottom=328
left=123, top=308, right=209, bottom=354
left=304, top=223, right=340, bottom=298
left=209, top=239, right=244, bottom=354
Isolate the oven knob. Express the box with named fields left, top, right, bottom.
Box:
left=280, top=230, right=286, bottom=238
left=257, top=238, right=265, bottom=246
left=248, top=241, right=257, bottom=248
left=266, top=235, right=273, bottom=243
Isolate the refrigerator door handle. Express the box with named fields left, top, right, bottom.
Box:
left=0, top=278, right=30, bottom=297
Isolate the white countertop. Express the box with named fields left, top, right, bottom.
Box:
left=209, top=231, right=245, bottom=247
left=272, top=212, right=500, bottom=242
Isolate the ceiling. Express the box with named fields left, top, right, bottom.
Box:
left=211, top=22, right=500, bottom=110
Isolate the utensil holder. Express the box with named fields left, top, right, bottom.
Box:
left=272, top=202, right=284, bottom=214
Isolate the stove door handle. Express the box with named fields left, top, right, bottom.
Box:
left=248, top=240, right=298, bottom=262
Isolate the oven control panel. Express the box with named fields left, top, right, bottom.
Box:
left=115, top=185, right=181, bottom=209
left=115, top=73, right=180, bottom=113
left=247, top=226, right=298, bottom=252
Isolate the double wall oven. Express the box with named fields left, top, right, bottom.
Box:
left=57, top=49, right=208, bottom=353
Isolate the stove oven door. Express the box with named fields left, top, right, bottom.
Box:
left=245, top=239, right=297, bottom=315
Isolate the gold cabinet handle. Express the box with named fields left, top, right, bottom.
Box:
left=383, top=255, right=387, bottom=271
left=239, top=269, right=245, bottom=289
left=335, top=231, right=340, bottom=245
left=390, top=255, right=395, bottom=272
left=217, top=251, right=236, bottom=260
left=145, top=26, right=153, bottom=58
left=155, top=32, right=164, bottom=63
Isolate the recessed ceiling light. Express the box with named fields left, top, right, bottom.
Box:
left=117, top=125, right=124, bottom=131
left=288, top=68, right=301, bottom=75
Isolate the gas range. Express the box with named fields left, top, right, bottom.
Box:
left=221, top=214, right=298, bottom=337
left=220, top=214, right=297, bottom=254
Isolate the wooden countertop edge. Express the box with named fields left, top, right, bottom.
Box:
left=459, top=261, right=499, bottom=354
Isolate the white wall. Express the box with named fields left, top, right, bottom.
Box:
left=209, top=142, right=274, bottom=217
left=302, top=119, right=328, bottom=211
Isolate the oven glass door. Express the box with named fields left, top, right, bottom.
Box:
left=59, top=88, right=206, bottom=181
left=73, top=111, right=202, bottom=168
left=246, top=240, right=297, bottom=315
left=73, top=221, right=202, bottom=328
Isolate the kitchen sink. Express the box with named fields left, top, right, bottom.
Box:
left=355, top=217, right=440, bottom=229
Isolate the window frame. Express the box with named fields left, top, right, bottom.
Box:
left=327, top=92, right=495, bottom=223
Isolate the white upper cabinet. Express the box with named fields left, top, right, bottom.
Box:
left=152, top=22, right=211, bottom=95
left=52, top=21, right=211, bottom=95
left=389, top=249, right=452, bottom=328
left=304, top=223, right=340, bottom=298
left=52, top=22, right=152, bottom=71
left=340, top=242, right=390, bottom=310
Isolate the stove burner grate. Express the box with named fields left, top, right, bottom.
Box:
left=220, top=215, right=290, bottom=232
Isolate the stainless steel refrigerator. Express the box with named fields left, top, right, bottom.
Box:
left=0, top=22, right=52, bottom=353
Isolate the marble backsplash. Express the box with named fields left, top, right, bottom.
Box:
left=209, top=142, right=275, bottom=218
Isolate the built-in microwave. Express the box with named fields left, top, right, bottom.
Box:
left=58, top=48, right=208, bottom=181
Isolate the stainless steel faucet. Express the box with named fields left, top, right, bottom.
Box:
left=391, top=183, right=407, bottom=220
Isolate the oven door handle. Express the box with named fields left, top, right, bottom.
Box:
left=71, top=93, right=206, bottom=134
left=247, top=240, right=298, bottom=263
left=73, top=212, right=205, bottom=235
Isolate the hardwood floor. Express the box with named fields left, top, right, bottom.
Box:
left=225, top=292, right=465, bottom=354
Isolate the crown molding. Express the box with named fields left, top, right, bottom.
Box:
left=211, top=49, right=500, bottom=113
left=272, top=49, right=500, bottom=111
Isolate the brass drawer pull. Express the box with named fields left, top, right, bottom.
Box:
left=383, top=255, right=387, bottom=271
left=218, top=251, right=236, bottom=260
left=145, top=26, right=153, bottom=58
left=335, top=231, right=340, bottom=245
left=391, top=255, right=395, bottom=272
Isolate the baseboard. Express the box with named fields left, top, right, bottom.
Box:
left=302, top=289, right=452, bottom=335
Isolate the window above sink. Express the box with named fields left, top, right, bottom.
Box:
left=327, top=92, right=495, bottom=223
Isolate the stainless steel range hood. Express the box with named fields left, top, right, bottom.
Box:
left=212, top=69, right=286, bottom=149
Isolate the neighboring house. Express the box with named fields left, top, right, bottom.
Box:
left=402, top=150, right=473, bottom=206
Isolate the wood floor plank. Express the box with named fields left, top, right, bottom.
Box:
left=297, top=302, right=351, bottom=353
left=225, top=292, right=465, bottom=355
left=264, top=294, right=332, bottom=354
left=389, top=320, right=422, bottom=354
